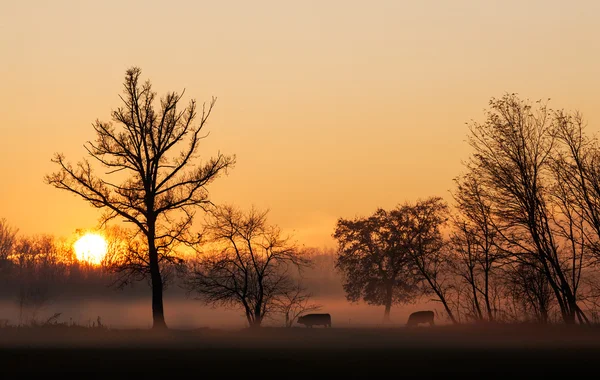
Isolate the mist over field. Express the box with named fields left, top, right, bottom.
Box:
left=0, top=250, right=440, bottom=330
left=0, top=295, right=440, bottom=330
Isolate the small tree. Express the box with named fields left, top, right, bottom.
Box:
left=45, top=67, right=235, bottom=329
left=334, top=208, right=418, bottom=323
left=185, top=205, right=308, bottom=328
left=274, top=283, right=322, bottom=327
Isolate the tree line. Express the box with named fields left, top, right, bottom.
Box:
left=334, top=94, right=600, bottom=325
left=22, top=66, right=600, bottom=329
left=0, top=217, right=339, bottom=327
left=0, top=222, right=117, bottom=324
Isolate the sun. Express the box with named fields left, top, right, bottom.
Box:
left=74, top=233, right=108, bottom=265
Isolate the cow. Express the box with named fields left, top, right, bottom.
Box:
left=406, top=310, right=435, bottom=327
left=297, top=313, right=332, bottom=328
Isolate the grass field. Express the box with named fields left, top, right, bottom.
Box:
left=1, top=324, right=599, bottom=375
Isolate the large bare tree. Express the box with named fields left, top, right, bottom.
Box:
left=464, top=93, right=587, bottom=324
left=45, top=67, right=235, bottom=329
left=185, top=205, right=307, bottom=328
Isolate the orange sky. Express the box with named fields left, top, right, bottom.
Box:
left=1, top=0, right=598, bottom=248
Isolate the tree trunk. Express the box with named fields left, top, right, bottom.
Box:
left=250, top=314, right=262, bottom=328
left=484, top=268, right=493, bottom=322
left=421, top=274, right=457, bottom=324
left=575, top=305, right=590, bottom=324
left=562, top=294, right=578, bottom=324
left=18, top=286, right=24, bottom=326
left=469, top=271, right=483, bottom=321
left=529, top=221, right=578, bottom=324
left=383, top=303, right=391, bottom=323
left=552, top=263, right=577, bottom=324
left=438, top=291, right=458, bottom=324
left=150, top=268, right=166, bottom=329
left=244, top=307, right=254, bottom=328
left=383, top=283, right=393, bottom=323
left=539, top=306, right=549, bottom=324
left=250, top=306, right=263, bottom=328
left=147, top=221, right=167, bottom=330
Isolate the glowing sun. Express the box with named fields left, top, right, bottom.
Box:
left=74, top=233, right=108, bottom=265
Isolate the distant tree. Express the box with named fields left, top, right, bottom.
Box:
left=295, top=247, right=344, bottom=298
left=0, top=218, right=18, bottom=269
left=184, top=205, right=307, bottom=328
left=12, top=235, right=63, bottom=325
left=273, top=283, right=322, bottom=327
left=394, top=197, right=458, bottom=324
left=45, top=67, right=235, bottom=329
left=333, top=208, right=418, bottom=323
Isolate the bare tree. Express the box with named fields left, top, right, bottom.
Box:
left=0, top=218, right=17, bottom=269
left=503, top=259, right=553, bottom=323
left=395, top=197, right=458, bottom=324
left=547, top=109, right=600, bottom=322
left=273, top=283, right=322, bottom=327
left=551, top=111, right=600, bottom=260
left=12, top=235, right=64, bottom=325
left=185, top=205, right=307, bottom=328
left=333, top=208, right=419, bottom=323
left=451, top=174, right=503, bottom=322
left=464, top=93, right=586, bottom=324
left=45, top=67, right=235, bottom=329
left=450, top=220, right=487, bottom=322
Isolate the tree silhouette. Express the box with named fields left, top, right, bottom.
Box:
left=333, top=208, right=418, bottom=323
left=394, top=197, right=458, bottom=324
left=13, top=234, right=63, bottom=325
left=503, top=259, right=552, bottom=323
left=451, top=174, right=502, bottom=322
left=0, top=219, right=17, bottom=269
left=185, top=205, right=307, bottom=328
left=45, top=67, right=235, bottom=329
left=464, top=93, right=587, bottom=324
left=273, top=283, right=322, bottom=327
left=551, top=111, right=600, bottom=264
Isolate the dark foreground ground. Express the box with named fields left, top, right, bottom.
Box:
left=1, top=324, right=600, bottom=376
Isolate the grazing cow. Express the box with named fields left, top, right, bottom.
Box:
left=406, top=311, right=435, bottom=327
left=297, top=313, right=332, bottom=328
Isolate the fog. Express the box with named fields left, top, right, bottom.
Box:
left=0, top=294, right=440, bottom=329
left=0, top=244, right=444, bottom=329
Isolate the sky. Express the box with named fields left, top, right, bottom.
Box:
left=1, top=0, right=599, bottom=248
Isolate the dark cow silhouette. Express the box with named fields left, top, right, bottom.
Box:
left=406, top=311, right=435, bottom=327
left=297, top=313, right=332, bottom=328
